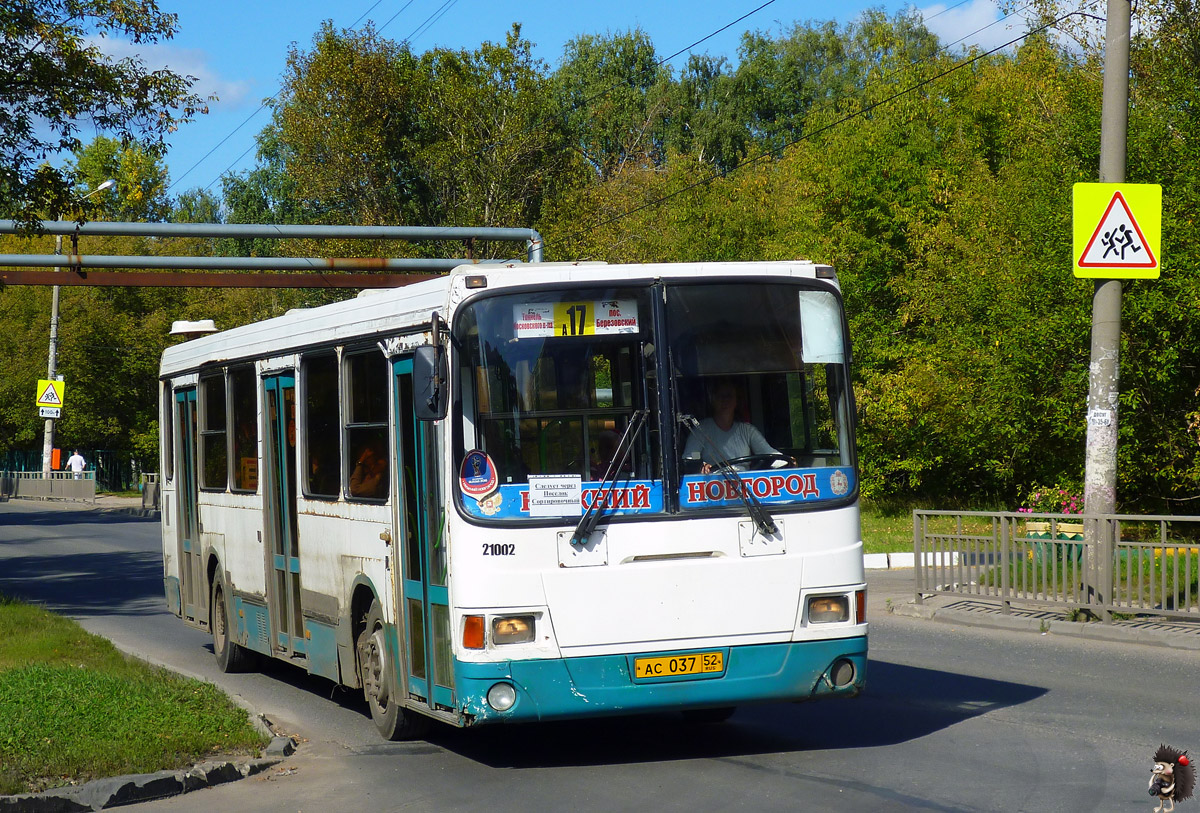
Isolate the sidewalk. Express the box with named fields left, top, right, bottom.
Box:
left=872, top=567, right=1200, bottom=651
left=3, top=492, right=158, bottom=518
left=92, top=493, right=158, bottom=517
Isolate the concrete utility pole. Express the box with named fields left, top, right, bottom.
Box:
left=1084, top=0, right=1130, bottom=513
left=40, top=234, right=63, bottom=478
left=1082, top=0, right=1131, bottom=603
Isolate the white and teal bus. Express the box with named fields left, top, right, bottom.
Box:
left=159, top=260, right=866, bottom=739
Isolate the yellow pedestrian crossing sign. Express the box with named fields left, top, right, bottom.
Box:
left=1073, top=183, right=1162, bottom=279
left=36, top=379, right=66, bottom=408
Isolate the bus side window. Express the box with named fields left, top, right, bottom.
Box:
left=302, top=354, right=340, bottom=498
left=199, top=373, right=227, bottom=490
left=230, top=366, right=258, bottom=492
left=162, top=381, right=174, bottom=482
left=345, top=350, right=389, bottom=500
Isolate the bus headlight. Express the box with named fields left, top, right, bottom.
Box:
left=807, top=595, right=849, bottom=623
left=487, top=682, right=517, bottom=711
left=492, top=615, right=535, bottom=644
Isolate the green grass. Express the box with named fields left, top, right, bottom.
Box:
left=862, top=503, right=1021, bottom=554
left=0, top=593, right=267, bottom=796
left=861, top=503, right=919, bottom=554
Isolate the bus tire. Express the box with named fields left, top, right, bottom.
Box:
left=211, top=573, right=255, bottom=673
left=357, top=599, right=429, bottom=741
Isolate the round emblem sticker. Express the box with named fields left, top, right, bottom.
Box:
left=460, top=450, right=498, bottom=498
left=829, top=469, right=849, bottom=496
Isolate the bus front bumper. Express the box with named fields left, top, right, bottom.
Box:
left=455, top=636, right=866, bottom=725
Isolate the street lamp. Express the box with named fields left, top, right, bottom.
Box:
left=41, top=179, right=117, bottom=477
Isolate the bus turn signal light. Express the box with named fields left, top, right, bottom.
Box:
left=463, top=615, right=485, bottom=649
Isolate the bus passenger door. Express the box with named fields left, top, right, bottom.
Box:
left=393, top=358, right=452, bottom=711
left=175, top=388, right=203, bottom=625
left=264, top=374, right=304, bottom=658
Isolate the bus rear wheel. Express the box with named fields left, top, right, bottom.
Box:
left=357, top=599, right=429, bottom=741
left=211, top=573, right=255, bottom=673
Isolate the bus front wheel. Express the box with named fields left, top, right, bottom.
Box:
left=357, top=600, right=429, bottom=741
left=211, top=573, right=255, bottom=673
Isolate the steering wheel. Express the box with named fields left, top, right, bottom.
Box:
left=716, top=453, right=793, bottom=471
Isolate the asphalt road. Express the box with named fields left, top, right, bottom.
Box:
left=1, top=499, right=1195, bottom=812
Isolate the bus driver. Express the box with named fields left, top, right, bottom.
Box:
left=682, top=378, right=785, bottom=474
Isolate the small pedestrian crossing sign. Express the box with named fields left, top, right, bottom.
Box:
left=35, top=379, right=66, bottom=408
left=1074, top=183, right=1161, bottom=279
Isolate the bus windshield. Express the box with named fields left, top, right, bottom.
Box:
left=454, top=287, right=661, bottom=520
left=667, top=282, right=855, bottom=511
left=453, top=280, right=855, bottom=521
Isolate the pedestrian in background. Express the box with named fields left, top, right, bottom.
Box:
left=65, top=450, right=86, bottom=479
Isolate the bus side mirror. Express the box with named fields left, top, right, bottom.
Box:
left=413, top=345, right=447, bottom=421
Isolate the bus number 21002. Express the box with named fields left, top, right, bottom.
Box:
left=482, top=543, right=516, bottom=556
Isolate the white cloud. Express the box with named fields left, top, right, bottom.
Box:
left=85, top=36, right=254, bottom=109
left=918, top=0, right=1038, bottom=54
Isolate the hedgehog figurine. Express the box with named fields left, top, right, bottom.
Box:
left=1150, top=744, right=1195, bottom=813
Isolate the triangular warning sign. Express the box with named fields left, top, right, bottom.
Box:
left=1078, top=191, right=1158, bottom=268
left=38, top=383, right=61, bottom=405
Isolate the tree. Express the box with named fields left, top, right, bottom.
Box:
left=733, top=10, right=940, bottom=157
left=1115, top=0, right=1200, bottom=507
left=734, top=20, right=852, bottom=154
left=70, top=136, right=171, bottom=221
left=268, top=22, right=574, bottom=258
left=552, top=29, right=674, bottom=179
left=0, top=0, right=207, bottom=226
left=413, top=26, right=576, bottom=236
left=172, top=188, right=221, bottom=224
left=663, top=54, right=747, bottom=172
left=271, top=21, right=425, bottom=228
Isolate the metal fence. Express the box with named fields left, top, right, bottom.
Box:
left=913, top=510, right=1200, bottom=623
left=0, top=449, right=143, bottom=492
left=0, top=470, right=96, bottom=502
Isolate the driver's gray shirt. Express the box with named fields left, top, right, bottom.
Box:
left=682, top=419, right=779, bottom=464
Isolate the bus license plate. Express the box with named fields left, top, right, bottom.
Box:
left=634, top=651, right=723, bottom=679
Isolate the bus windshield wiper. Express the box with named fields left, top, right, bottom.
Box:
left=570, top=409, right=649, bottom=546
left=678, top=414, right=778, bottom=537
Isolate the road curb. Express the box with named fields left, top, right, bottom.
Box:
left=864, top=553, right=960, bottom=569
left=95, top=506, right=159, bottom=519
left=0, top=738, right=293, bottom=812
left=891, top=602, right=1200, bottom=651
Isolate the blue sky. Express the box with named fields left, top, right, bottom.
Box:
left=94, top=0, right=1033, bottom=198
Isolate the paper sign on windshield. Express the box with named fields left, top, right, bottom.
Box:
left=514, top=300, right=639, bottom=338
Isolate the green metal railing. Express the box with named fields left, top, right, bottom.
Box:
left=913, top=510, right=1200, bottom=623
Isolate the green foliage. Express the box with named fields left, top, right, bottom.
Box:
left=414, top=25, right=576, bottom=236
left=2, top=6, right=1198, bottom=512
left=663, top=55, right=747, bottom=172
left=272, top=21, right=425, bottom=227
left=70, top=137, right=171, bottom=221
left=552, top=29, right=674, bottom=179
left=0, top=0, right=207, bottom=226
